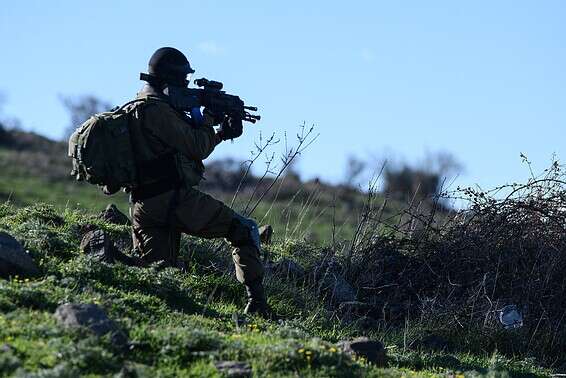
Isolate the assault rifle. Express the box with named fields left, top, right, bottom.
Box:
left=139, top=73, right=261, bottom=124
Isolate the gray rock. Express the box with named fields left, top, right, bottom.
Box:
left=270, top=258, right=305, bottom=279
left=313, top=259, right=357, bottom=304
left=337, top=337, right=387, bottom=366
left=54, top=303, right=127, bottom=348
left=0, top=231, right=39, bottom=278
left=214, top=361, right=252, bottom=377
left=99, top=204, right=130, bottom=226
left=498, top=304, right=523, bottom=329
left=321, top=272, right=356, bottom=304
left=259, top=225, right=273, bottom=245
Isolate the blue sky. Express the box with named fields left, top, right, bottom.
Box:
left=1, top=0, right=565, bottom=191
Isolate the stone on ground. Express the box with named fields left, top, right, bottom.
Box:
left=314, top=260, right=356, bottom=304
left=269, top=258, right=305, bottom=279
left=214, top=361, right=252, bottom=377
left=0, top=231, right=39, bottom=278
left=54, top=303, right=128, bottom=348
left=337, top=337, right=387, bottom=366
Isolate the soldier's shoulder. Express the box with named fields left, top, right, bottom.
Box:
left=141, top=96, right=169, bottom=107
left=140, top=97, right=174, bottom=114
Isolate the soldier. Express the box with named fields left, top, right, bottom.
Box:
left=129, top=47, right=270, bottom=317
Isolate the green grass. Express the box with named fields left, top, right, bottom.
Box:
left=0, top=204, right=551, bottom=377
left=0, top=144, right=408, bottom=243
left=0, top=170, right=129, bottom=214
left=0, top=145, right=556, bottom=376
left=0, top=160, right=360, bottom=242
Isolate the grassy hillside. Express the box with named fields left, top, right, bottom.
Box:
left=1, top=127, right=564, bottom=377
left=0, top=204, right=550, bottom=377
left=0, top=127, right=400, bottom=242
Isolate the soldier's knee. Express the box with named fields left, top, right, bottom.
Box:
left=227, top=214, right=260, bottom=251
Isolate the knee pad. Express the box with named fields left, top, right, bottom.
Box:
left=228, top=213, right=261, bottom=251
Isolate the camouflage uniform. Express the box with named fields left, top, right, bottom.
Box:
left=129, top=85, right=264, bottom=284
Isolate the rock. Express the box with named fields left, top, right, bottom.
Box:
left=337, top=337, right=387, bottom=366
left=321, top=272, right=356, bottom=304
left=214, top=361, right=252, bottom=377
left=498, top=304, right=523, bottom=329
left=330, top=275, right=356, bottom=303
left=313, top=259, right=357, bottom=304
left=270, top=258, right=305, bottom=279
left=410, top=333, right=450, bottom=352
left=259, top=225, right=273, bottom=245
left=99, top=204, right=130, bottom=226
left=54, top=303, right=128, bottom=348
left=80, top=229, right=141, bottom=266
left=0, top=231, right=39, bottom=278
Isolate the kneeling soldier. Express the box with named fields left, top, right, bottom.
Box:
left=129, top=47, right=269, bottom=317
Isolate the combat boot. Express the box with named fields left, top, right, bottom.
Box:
left=243, top=279, right=275, bottom=319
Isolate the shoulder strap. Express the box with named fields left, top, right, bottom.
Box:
left=113, top=99, right=145, bottom=114
left=113, top=96, right=167, bottom=115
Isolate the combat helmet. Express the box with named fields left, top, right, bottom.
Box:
left=144, top=47, right=195, bottom=87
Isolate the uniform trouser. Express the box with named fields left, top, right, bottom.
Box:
left=131, top=187, right=264, bottom=284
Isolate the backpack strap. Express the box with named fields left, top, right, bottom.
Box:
left=112, top=99, right=145, bottom=114
left=128, top=96, right=181, bottom=202
left=114, top=95, right=166, bottom=115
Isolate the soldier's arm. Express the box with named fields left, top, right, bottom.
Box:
left=146, top=102, right=221, bottom=160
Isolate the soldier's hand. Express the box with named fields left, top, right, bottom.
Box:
left=218, top=116, right=243, bottom=141
left=203, top=108, right=224, bottom=126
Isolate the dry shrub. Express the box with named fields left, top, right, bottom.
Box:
left=348, top=160, right=566, bottom=364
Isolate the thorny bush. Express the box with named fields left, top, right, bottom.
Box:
left=345, top=160, right=566, bottom=365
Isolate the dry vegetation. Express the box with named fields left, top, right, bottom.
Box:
left=339, top=159, right=566, bottom=366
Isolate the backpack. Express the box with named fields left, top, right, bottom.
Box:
left=68, top=99, right=146, bottom=194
